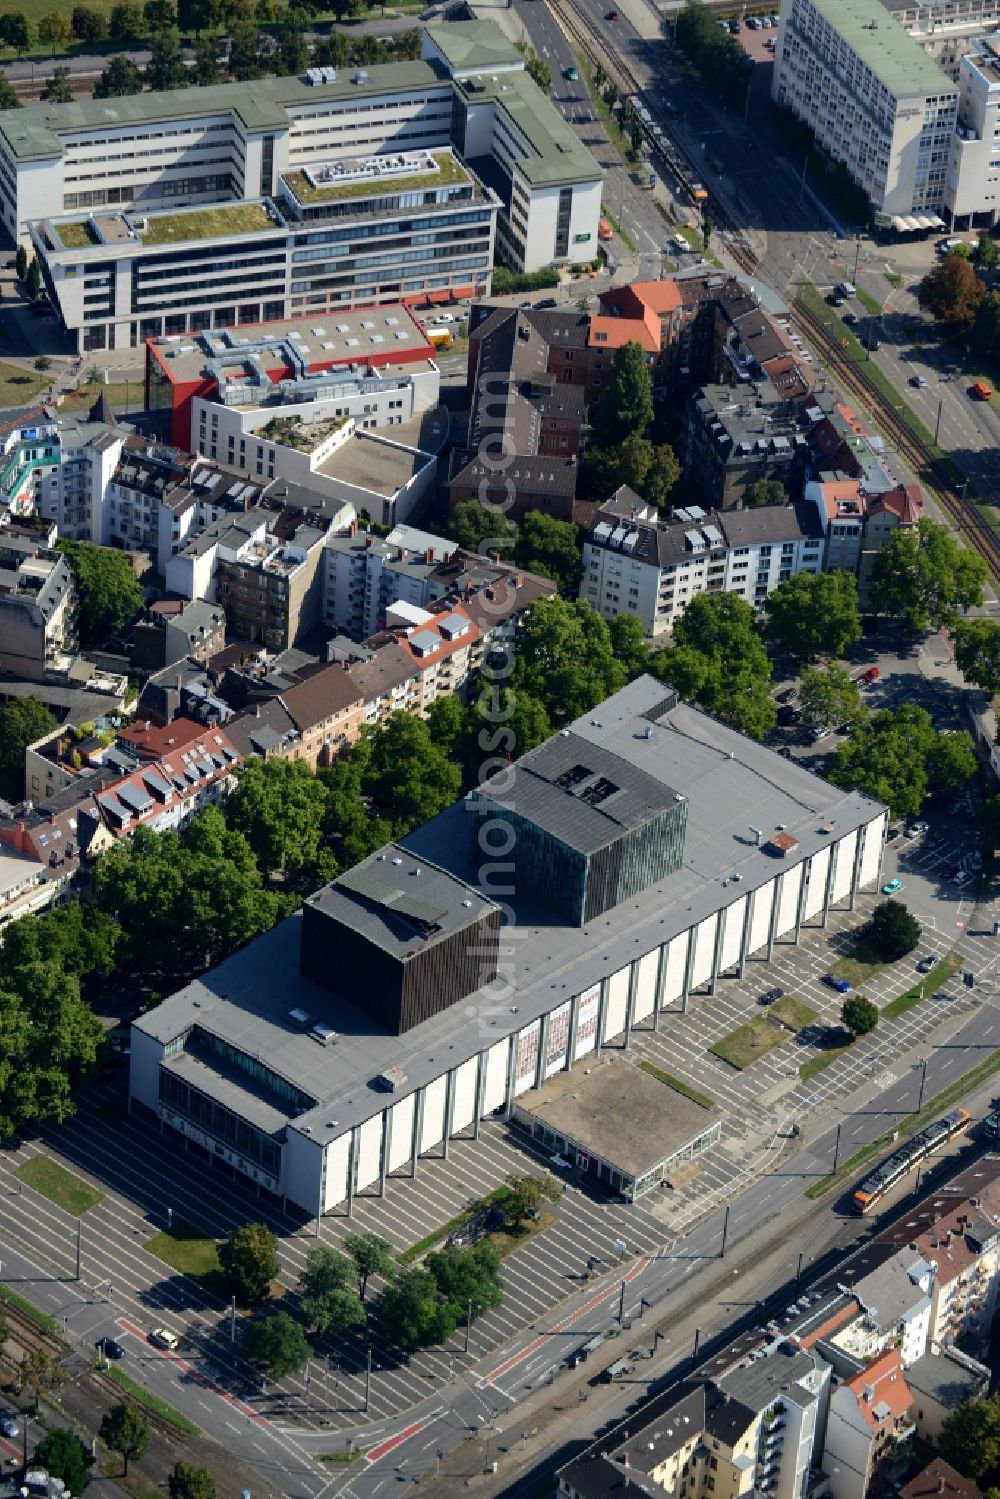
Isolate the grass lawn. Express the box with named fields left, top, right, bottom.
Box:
left=56, top=220, right=96, bottom=249
left=856, top=287, right=883, bottom=317
left=770, top=994, right=818, bottom=1030
left=0, top=360, right=48, bottom=406
left=488, top=1207, right=555, bottom=1259
left=144, top=1220, right=224, bottom=1292
left=799, top=1038, right=853, bottom=1083
left=285, top=151, right=466, bottom=205
left=61, top=381, right=135, bottom=414
left=0, top=1283, right=60, bottom=1337
left=711, top=1015, right=786, bottom=1070
left=319, top=1450, right=363, bottom=1465
left=882, top=951, right=962, bottom=1020
left=830, top=934, right=889, bottom=989
left=638, top=1060, right=715, bottom=1109
left=15, top=1155, right=103, bottom=1215
left=141, top=203, right=272, bottom=245
left=884, top=270, right=903, bottom=289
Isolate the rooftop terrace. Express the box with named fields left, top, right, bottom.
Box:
left=282, top=149, right=468, bottom=206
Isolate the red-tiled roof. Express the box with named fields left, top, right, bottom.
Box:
left=117, top=717, right=208, bottom=760
left=845, top=1349, right=911, bottom=1432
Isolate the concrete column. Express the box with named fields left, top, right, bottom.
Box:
left=624, top=960, right=639, bottom=1049
left=595, top=976, right=610, bottom=1060
left=766, top=874, right=782, bottom=962
left=823, top=843, right=839, bottom=928
left=738, top=892, right=754, bottom=978
left=504, top=1035, right=518, bottom=1120
left=653, top=942, right=668, bottom=1032
left=410, top=1088, right=425, bottom=1177
left=346, top=1127, right=358, bottom=1220
left=849, top=830, right=866, bottom=911
left=681, top=926, right=697, bottom=1015
left=709, top=910, right=727, bottom=996
left=378, top=1108, right=392, bottom=1197
left=535, top=1013, right=550, bottom=1089
left=794, top=859, right=811, bottom=943
left=442, top=1069, right=455, bottom=1161
left=566, top=991, right=580, bottom=1065
left=473, top=1051, right=484, bottom=1141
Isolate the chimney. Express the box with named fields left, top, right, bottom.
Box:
left=397, top=548, right=404, bottom=561
left=349, top=520, right=358, bottom=537
left=255, top=705, right=261, bottom=718
left=424, top=547, right=433, bottom=563
left=938, top=1478, right=946, bottom=1494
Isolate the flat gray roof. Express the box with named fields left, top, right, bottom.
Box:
left=455, top=68, right=602, bottom=186
left=322, top=433, right=433, bottom=494
left=513, top=1056, right=719, bottom=1178
left=136, top=676, right=883, bottom=1146
left=307, top=843, right=497, bottom=957
left=719, top=1345, right=820, bottom=1413
left=796, top=0, right=953, bottom=98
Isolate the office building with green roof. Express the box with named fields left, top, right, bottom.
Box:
left=5, top=22, right=601, bottom=353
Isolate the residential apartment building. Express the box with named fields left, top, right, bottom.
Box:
left=581, top=486, right=824, bottom=636
left=948, top=38, right=1000, bottom=223
left=905, top=1349, right=990, bottom=1442
left=132, top=598, right=227, bottom=672
left=805, top=476, right=922, bottom=606
left=684, top=383, right=812, bottom=509
left=0, top=536, right=78, bottom=680
left=323, top=523, right=458, bottom=638
left=823, top=1350, right=915, bottom=1499
left=8, top=23, right=601, bottom=352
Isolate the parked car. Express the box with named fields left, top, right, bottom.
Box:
left=550, top=1153, right=572, bottom=1170
left=0, top=1416, right=18, bottom=1439
left=881, top=877, right=902, bottom=895
left=148, top=1327, right=180, bottom=1351
left=908, top=374, right=927, bottom=388
left=907, top=820, right=929, bottom=837
left=822, top=974, right=851, bottom=993
left=758, top=987, right=784, bottom=1006
left=842, top=311, right=858, bottom=325
left=432, top=312, right=455, bottom=324
left=776, top=687, right=796, bottom=703
left=917, top=956, right=936, bottom=973
left=95, top=1337, right=125, bottom=1360
left=564, top=65, right=579, bottom=80
left=860, top=666, right=880, bottom=685
left=811, top=725, right=832, bottom=742
left=536, top=297, right=558, bottom=308
left=941, top=861, right=960, bottom=879
left=953, top=868, right=970, bottom=885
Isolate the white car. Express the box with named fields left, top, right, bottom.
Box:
left=908, top=821, right=929, bottom=837
left=149, top=1327, right=180, bottom=1351
left=433, top=313, right=455, bottom=324
left=550, top=1154, right=572, bottom=1171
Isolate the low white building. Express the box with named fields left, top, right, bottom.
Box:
left=581, top=487, right=825, bottom=636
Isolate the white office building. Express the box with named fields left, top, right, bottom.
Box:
left=581, top=487, right=825, bottom=636
left=2, top=23, right=601, bottom=351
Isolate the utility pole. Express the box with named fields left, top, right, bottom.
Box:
left=693, top=1326, right=701, bottom=1360
left=618, top=1279, right=626, bottom=1323
left=795, top=1250, right=804, bottom=1291
left=853, top=235, right=862, bottom=283
left=934, top=397, right=944, bottom=446
left=917, top=1056, right=928, bottom=1113
left=230, top=1295, right=236, bottom=1344
left=719, top=1204, right=730, bottom=1259
left=364, top=1347, right=372, bottom=1413
left=832, top=1122, right=842, bottom=1173
left=466, top=1299, right=473, bottom=1355
left=76, top=1220, right=81, bottom=1281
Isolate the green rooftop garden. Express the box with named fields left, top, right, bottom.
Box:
left=284, top=150, right=467, bottom=205
left=57, top=219, right=97, bottom=249
left=141, top=202, right=272, bottom=246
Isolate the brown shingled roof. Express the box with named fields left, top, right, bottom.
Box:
left=279, top=663, right=364, bottom=732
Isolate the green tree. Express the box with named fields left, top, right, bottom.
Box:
left=917, top=252, right=984, bottom=327
left=0, top=697, right=56, bottom=800
left=146, top=30, right=188, bottom=90
left=318, top=752, right=395, bottom=871
left=94, top=55, right=144, bottom=97
left=973, top=291, right=1000, bottom=357
left=953, top=617, right=1000, bottom=696
left=0, top=959, right=104, bottom=1138
left=381, top=1268, right=453, bottom=1349
left=242, top=1312, right=310, bottom=1378
left=15, top=243, right=27, bottom=282
left=344, top=1231, right=395, bottom=1300
left=2, top=899, right=119, bottom=981
left=42, top=67, right=75, bottom=103
left=518, top=44, right=551, bottom=93
left=502, top=1172, right=560, bottom=1226
left=219, top=1221, right=280, bottom=1304
left=55, top=539, right=142, bottom=645
left=514, top=512, right=581, bottom=593
left=871, top=518, right=986, bottom=632
left=109, top=2, right=144, bottom=38
left=25, top=256, right=41, bottom=302
left=0, top=15, right=32, bottom=52
left=743, top=477, right=786, bottom=507
left=14, top=1348, right=65, bottom=1405
left=168, top=1462, right=216, bottom=1499
left=974, top=232, right=999, bottom=271
left=0, top=75, right=18, bottom=109
left=34, top=355, right=51, bottom=372
left=940, top=1396, right=1000, bottom=1483
left=448, top=500, right=518, bottom=556
left=144, top=0, right=177, bottom=25
left=225, top=758, right=334, bottom=888
left=277, top=18, right=308, bottom=75
left=192, top=34, right=219, bottom=82
left=870, top=899, right=921, bottom=960
left=37, top=13, right=72, bottom=52
left=591, top=341, right=653, bottom=447
left=767, top=571, right=861, bottom=660
left=427, top=1241, right=504, bottom=1325
left=297, top=1245, right=363, bottom=1336
left=35, top=1429, right=93, bottom=1493
left=426, top=692, right=476, bottom=773
left=841, top=994, right=879, bottom=1037
left=363, top=713, right=462, bottom=829
left=609, top=613, right=650, bottom=679
left=99, top=1404, right=149, bottom=1476
left=72, top=6, right=108, bottom=39
left=653, top=592, right=776, bottom=740
left=828, top=704, right=937, bottom=819
left=798, top=665, right=865, bottom=729
left=178, top=0, right=217, bottom=30
left=675, top=0, right=751, bottom=102
left=511, top=595, right=627, bottom=723
left=583, top=433, right=680, bottom=509
left=229, top=17, right=266, bottom=79
left=926, top=729, right=978, bottom=799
